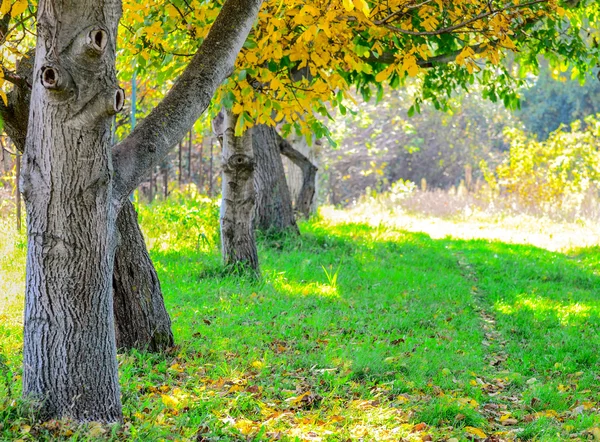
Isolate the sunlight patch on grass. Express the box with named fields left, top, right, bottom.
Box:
left=495, top=295, right=594, bottom=325
left=272, top=277, right=340, bottom=298
left=320, top=204, right=600, bottom=252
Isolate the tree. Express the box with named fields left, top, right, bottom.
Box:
left=517, top=62, right=600, bottom=140
left=0, top=10, right=173, bottom=353
left=20, top=0, right=263, bottom=422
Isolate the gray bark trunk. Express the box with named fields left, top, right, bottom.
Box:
left=113, top=201, right=174, bottom=351
left=279, top=135, right=318, bottom=219
left=219, top=111, right=259, bottom=273
left=21, top=1, right=123, bottom=421
left=19, top=0, right=262, bottom=422
left=252, top=124, right=298, bottom=234
left=3, top=52, right=174, bottom=356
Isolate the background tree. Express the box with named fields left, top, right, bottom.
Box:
left=517, top=62, right=600, bottom=140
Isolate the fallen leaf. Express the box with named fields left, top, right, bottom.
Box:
left=464, top=426, right=487, bottom=438
left=413, top=422, right=428, bottom=432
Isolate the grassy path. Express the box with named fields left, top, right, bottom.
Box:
left=449, top=241, right=600, bottom=441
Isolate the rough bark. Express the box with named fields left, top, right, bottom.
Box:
left=20, top=0, right=263, bottom=423
left=3, top=48, right=174, bottom=356
left=252, top=124, right=299, bottom=233
left=113, top=201, right=174, bottom=351
left=21, top=0, right=123, bottom=421
left=219, top=111, right=260, bottom=273
left=279, top=135, right=318, bottom=218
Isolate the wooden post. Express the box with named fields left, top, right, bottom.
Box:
left=16, top=152, right=21, bottom=232
left=199, top=136, right=204, bottom=192
left=149, top=166, right=155, bottom=203
left=209, top=138, right=214, bottom=197
left=178, top=142, right=183, bottom=187
left=187, top=130, right=192, bottom=180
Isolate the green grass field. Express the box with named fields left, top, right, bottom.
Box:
left=1, top=195, right=599, bottom=441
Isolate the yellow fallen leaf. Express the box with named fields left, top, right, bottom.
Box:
left=499, top=413, right=512, bottom=422
left=161, top=394, right=180, bottom=408
left=591, top=427, right=600, bottom=441
left=169, top=363, right=184, bottom=372
left=228, top=384, right=244, bottom=393
left=465, top=426, right=487, bottom=438
left=234, top=419, right=257, bottom=435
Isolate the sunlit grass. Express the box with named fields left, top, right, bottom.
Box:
left=1, top=197, right=600, bottom=441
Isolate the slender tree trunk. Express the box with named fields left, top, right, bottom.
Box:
left=149, top=167, right=155, bottom=202
left=113, top=201, right=174, bottom=351
left=209, top=139, right=214, bottom=197
left=21, top=1, right=123, bottom=421
left=252, top=124, right=298, bottom=234
left=188, top=130, right=192, bottom=180
left=219, top=111, right=259, bottom=273
left=199, top=137, right=204, bottom=191
left=161, top=162, right=168, bottom=199
left=178, top=142, right=183, bottom=187
left=15, top=153, right=21, bottom=232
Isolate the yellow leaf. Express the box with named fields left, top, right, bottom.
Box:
left=375, top=66, right=393, bottom=83
left=11, top=0, right=28, bottom=17
left=499, top=413, right=512, bottom=422
left=465, top=426, right=487, bottom=438
left=251, top=360, right=264, bottom=369
left=234, top=419, right=257, bottom=435
left=0, top=0, right=10, bottom=15
left=354, top=0, right=370, bottom=16
left=165, top=4, right=179, bottom=18
left=0, top=89, right=7, bottom=106
left=342, top=0, right=354, bottom=12
left=161, top=394, right=180, bottom=408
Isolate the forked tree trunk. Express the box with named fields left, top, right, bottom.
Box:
left=113, top=201, right=174, bottom=351
left=279, top=135, right=318, bottom=218
left=219, top=111, right=259, bottom=273
left=21, top=1, right=123, bottom=421
left=19, top=0, right=262, bottom=422
left=252, top=124, right=299, bottom=233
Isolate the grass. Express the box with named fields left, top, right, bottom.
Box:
left=1, top=193, right=600, bottom=441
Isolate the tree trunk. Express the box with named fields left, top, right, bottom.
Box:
left=279, top=135, right=318, bottom=219
left=113, top=201, right=174, bottom=351
left=19, top=0, right=263, bottom=423
left=21, top=1, right=123, bottom=421
left=3, top=52, right=174, bottom=356
left=219, top=111, right=259, bottom=273
left=252, top=124, right=299, bottom=234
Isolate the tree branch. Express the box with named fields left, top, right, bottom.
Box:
left=112, top=0, right=264, bottom=202
left=379, top=0, right=549, bottom=36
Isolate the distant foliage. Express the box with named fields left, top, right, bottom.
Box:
left=484, top=116, right=600, bottom=216
left=516, top=65, right=600, bottom=140
left=321, top=86, right=518, bottom=205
